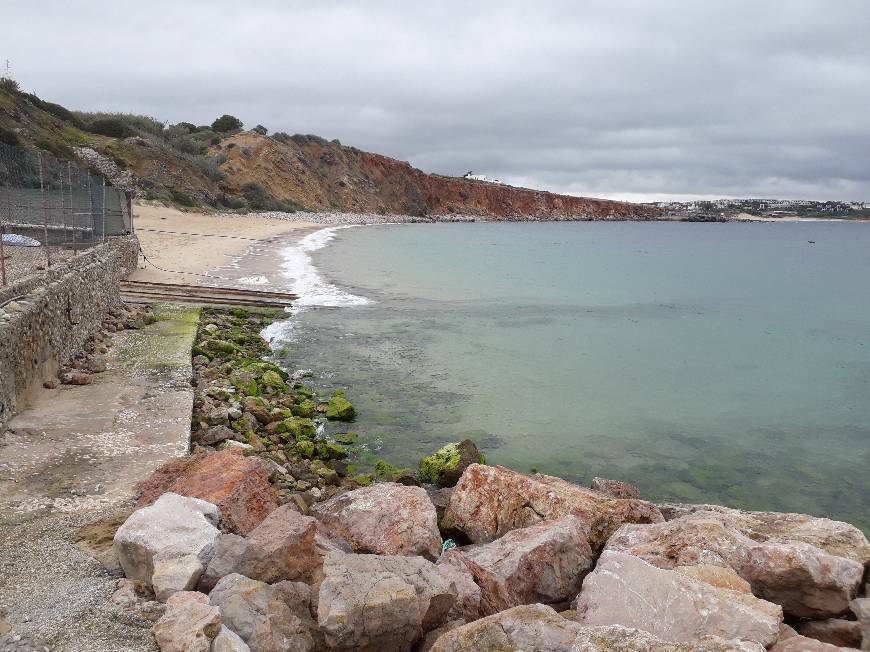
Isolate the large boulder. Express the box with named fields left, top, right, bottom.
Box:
left=136, top=449, right=278, bottom=535
left=209, top=573, right=322, bottom=652
left=658, top=504, right=870, bottom=565
left=212, top=626, right=251, bottom=652
left=436, top=516, right=593, bottom=615
left=428, top=603, right=582, bottom=652
left=429, top=604, right=766, bottom=652
left=575, top=551, right=782, bottom=647
left=430, top=557, right=481, bottom=623
left=771, top=624, right=856, bottom=652
left=199, top=505, right=322, bottom=591
left=418, top=440, right=484, bottom=488
left=851, top=598, right=870, bottom=651
left=590, top=476, right=641, bottom=499
left=605, top=511, right=865, bottom=618
left=113, top=493, right=220, bottom=599
left=317, top=553, right=458, bottom=651
left=151, top=591, right=221, bottom=652
left=796, top=619, right=862, bottom=649
left=310, top=482, right=441, bottom=560
left=441, top=464, right=663, bottom=548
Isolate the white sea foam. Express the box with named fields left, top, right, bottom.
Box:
left=280, top=226, right=370, bottom=307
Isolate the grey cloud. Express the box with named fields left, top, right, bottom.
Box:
left=3, top=0, right=869, bottom=200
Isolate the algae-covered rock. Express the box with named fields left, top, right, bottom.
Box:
left=335, top=432, right=358, bottom=445
left=375, top=459, right=400, bottom=479
left=293, top=400, right=317, bottom=418
left=317, top=442, right=348, bottom=460
left=208, top=339, right=239, bottom=355
left=296, top=441, right=315, bottom=459
left=419, top=440, right=484, bottom=488
left=261, top=369, right=288, bottom=393
left=295, top=418, right=317, bottom=440
left=371, top=461, right=417, bottom=485
left=325, top=390, right=356, bottom=421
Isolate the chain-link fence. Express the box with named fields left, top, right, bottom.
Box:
left=0, top=141, right=133, bottom=286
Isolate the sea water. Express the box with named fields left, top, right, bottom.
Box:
left=270, top=221, right=870, bottom=530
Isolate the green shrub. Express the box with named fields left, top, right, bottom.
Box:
left=252, top=125, right=268, bottom=135
left=0, top=77, right=20, bottom=94
left=211, top=114, right=243, bottom=133
left=35, top=137, right=72, bottom=158
left=272, top=132, right=291, bottom=144
left=169, top=188, right=196, bottom=207
left=218, top=194, right=247, bottom=210
left=241, top=182, right=268, bottom=209
left=75, top=111, right=163, bottom=135
left=192, top=155, right=224, bottom=181
left=86, top=118, right=131, bottom=138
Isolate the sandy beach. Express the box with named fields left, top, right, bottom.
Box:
left=130, top=203, right=319, bottom=284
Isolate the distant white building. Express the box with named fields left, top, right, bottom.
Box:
left=462, top=171, right=503, bottom=184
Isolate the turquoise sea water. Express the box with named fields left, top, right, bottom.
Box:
left=273, top=222, right=870, bottom=530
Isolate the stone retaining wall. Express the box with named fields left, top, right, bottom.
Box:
left=0, top=235, right=139, bottom=426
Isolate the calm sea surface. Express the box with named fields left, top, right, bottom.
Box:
left=271, top=221, right=870, bottom=530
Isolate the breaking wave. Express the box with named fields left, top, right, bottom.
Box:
left=280, top=226, right=370, bottom=307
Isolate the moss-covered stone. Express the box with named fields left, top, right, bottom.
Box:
left=335, top=432, right=358, bottom=445
left=191, top=345, right=211, bottom=359
left=325, top=390, right=355, bottom=421
left=292, top=400, right=317, bottom=418
left=353, top=474, right=373, bottom=487
left=205, top=386, right=233, bottom=401
left=208, top=339, right=239, bottom=355
left=295, top=387, right=314, bottom=399
left=374, top=459, right=398, bottom=479
left=261, top=369, right=288, bottom=393
left=295, top=440, right=315, bottom=458
left=317, top=442, right=348, bottom=461
left=418, top=439, right=485, bottom=488
left=295, top=418, right=317, bottom=440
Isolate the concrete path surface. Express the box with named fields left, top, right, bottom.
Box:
left=0, top=303, right=198, bottom=652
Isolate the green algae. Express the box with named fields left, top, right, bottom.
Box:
left=418, top=443, right=461, bottom=484
left=117, top=303, right=200, bottom=372
left=325, top=390, right=355, bottom=421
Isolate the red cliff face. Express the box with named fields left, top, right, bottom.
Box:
left=214, top=133, right=661, bottom=220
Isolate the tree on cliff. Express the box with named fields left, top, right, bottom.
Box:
left=211, top=114, right=243, bottom=133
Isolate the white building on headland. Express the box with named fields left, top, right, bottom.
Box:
left=462, top=171, right=504, bottom=184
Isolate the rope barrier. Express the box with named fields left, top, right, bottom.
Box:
left=137, top=245, right=229, bottom=280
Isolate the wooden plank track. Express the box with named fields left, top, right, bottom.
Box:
left=120, top=280, right=297, bottom=309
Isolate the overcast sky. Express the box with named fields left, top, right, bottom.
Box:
left=4, top=1, right=869, bottom=201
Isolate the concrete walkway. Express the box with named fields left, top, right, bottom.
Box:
left=0, top=303, right=198, bottom=652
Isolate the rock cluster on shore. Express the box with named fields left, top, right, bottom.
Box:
left=102, top=306, right=870, bottom=651
left=110, top=459, right=870, bottom=652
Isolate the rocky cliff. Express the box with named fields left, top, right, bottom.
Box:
left=213, top=132, right=660, bottom=220
left=0, top=85, right=660, bottom=220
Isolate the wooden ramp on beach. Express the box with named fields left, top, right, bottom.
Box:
left=120, top=280, right=297, bottom=309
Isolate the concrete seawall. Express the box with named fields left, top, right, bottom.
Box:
left=0, top=236, right=139, bottom=426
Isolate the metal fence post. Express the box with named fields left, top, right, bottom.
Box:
left=38, top=152, right=52, bottom=269
left=67, top=161, right=75, bottom=256
left=87, top=171, right=93, bottom=248
left=101, top=176, right=106, bottom=243
left=0, top=187, right=6, bottom=286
